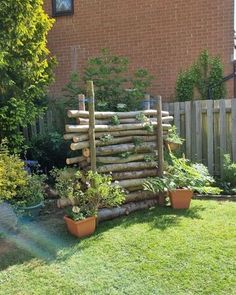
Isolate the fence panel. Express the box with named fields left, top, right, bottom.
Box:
left=163, top=98, right=236, bottom=176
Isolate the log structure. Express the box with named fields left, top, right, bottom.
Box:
left=62, top=85, right=173, bottom=219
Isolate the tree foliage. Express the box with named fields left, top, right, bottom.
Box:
left=0, top=0, right=55, bottom=152
left=176, top=50, right=226, bottom=101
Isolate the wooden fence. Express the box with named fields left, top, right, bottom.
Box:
left=162, top=98, right=236, bottom=176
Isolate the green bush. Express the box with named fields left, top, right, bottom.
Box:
left=52, top=168, right=125, bottom=220
left=144, top=153, right=221, bottom=195
left=26, top=131, right=71, bottom=172
left=176, top=50, right=226, bottom=101
left=63, top=49, right=153, bottom=111
left=221, top=154, right=236, bottom=193
left=0, top=0, right=55, bottom=153
left=0, top=143, right=28, bottom=203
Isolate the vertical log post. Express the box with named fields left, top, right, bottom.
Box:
left=156, top=96, right=165, bottom=206
left=78, top=94, right=86, bottom=111
left=87, top=81, right=96, bottom=172
left=142, top=94, right=150, bottom=110
left=76, top=94, right=86, bottom=125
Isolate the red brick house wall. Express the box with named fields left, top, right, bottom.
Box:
left=44, top=0, right=234, bottom=101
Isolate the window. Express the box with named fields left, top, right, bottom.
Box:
left=52, top=0, right=74, bottom=17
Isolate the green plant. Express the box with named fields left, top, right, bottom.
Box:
left=99, top=134, right=114, bottom=143
left=15, top=174, right=46, bottom=207
left=110, top=115, right=120, bottom=126
left=136, top=112, right=149, bottom=123
left=143, top=122, right=154, bottom=133
left=165, top=126, right=184, bottom=145
left=27, top=131, right=71, bottom=172
left=220, top=154, right=236, bottom=193
left=144, top=154, right=156, bottom=162
left=53, top=169, right=125, bottom=220
left=84, top=48, right=153, bottom=111
left=176, top=50, right=226, bottom=101
left=144, top=153, right=221, bottom=195
left=176, top=69, right=195, bottom=101
left=0, top=0, right=55, bottom=152
left=132, top=137, right=144, bottom=147
left=118, top=151, right=133, bottom=159
left=0, top=142, right=28, bottom=203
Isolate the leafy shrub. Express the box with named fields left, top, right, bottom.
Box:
left=63, top=49, right=153, bottom=111
left=220, top=154, right=236, bottom=193
left=15, top=174, right=46, bottom=207
left=0, top=144, right=28, bottom=203
left=144, top=153, right=221, bottom=195
left=0, top=0, right=55, bottom=152
left=52, top=168, right=125, bottom=220
left=165, top=126, right=184, bottom=145
left=176, top=69, right=195, bottom=101
left=176, top=50, right=226, bottom=101
left=27, top=131, right=71, bottom=172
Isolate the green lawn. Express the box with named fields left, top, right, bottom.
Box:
left=0, top=200, right=236, bottom=295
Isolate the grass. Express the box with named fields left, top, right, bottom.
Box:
left=0, top=200, right=236, bottom=295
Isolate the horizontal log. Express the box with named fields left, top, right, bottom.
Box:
left=126, top=186, right=143, bottom=192
left=65, top=123, right=171, bottom=133
left=70, top=136, right=157, bottom=151
left=96, top=154, right=156, bottom=164
left=97, top=161, right=157, bottom=173
left=66, top=156, right=86, bottom=165
left=70, top=129, right=168, bottom=143
left=125, top=191, right=158, bottom=203
left=77, top=116, right=173, bottom=125
left=68, top=109, right=170, bottom=119
left=97, top=198, right=159, bottom=222
left=112, top=169, right=158, bottom=180
left=96, top=142, right=157, bottom=156
left=115, top=178, right=147, bottom=188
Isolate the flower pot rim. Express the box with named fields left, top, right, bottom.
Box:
left=169, top=188, right=193, bottom=192
left=64, top=215, right=96, bottom=224
left=17, top=201, right=44, bottom=210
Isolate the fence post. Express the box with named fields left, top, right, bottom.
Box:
left=87, top=81, right=96, bottom=172
left=78, top=94, right=86, bottom=111
left=142, top=94, right=150, bottom=110
left=156, top=96, right=165, bottom=206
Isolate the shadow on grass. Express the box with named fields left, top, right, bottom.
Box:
left=102, top=204, right=206, bottom=231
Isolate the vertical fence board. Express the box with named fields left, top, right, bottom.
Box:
left=206, top=100, right=214, bottom=174
left=232, top=99, right=236, bottom=161
left=219, top=99, right=227, bottom=176
left=185, top=101, right=191, bottom=159
left=174, top=102, right=180, bottom=133
left=195, top=101, right=202, bottom=161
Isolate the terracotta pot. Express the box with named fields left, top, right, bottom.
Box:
left=164, top=141, right=181, bottom=151
left=169, top=189, right=193, bottom=209
left=64, top=215, right=96, bottom=238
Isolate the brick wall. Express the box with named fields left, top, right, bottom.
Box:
left=44, top=0, right=234, bottom=101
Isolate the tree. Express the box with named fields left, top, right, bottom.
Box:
left=0, top=0, right=55, bottom=152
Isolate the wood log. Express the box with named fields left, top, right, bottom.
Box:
left=65, top=122, right=171, bottom=133
left=68, top=109, right=170, bottom=119
left=57, top=193, right=159, bottom=209
left=112, top=168, right=158, bottom=180
left=70, top=136, right=157, bottom=151
left=97, top=161, right=157, bottom=173
left=114, top=178, right=147, bottom=188
left=126, top=186, right=143, bottom=192
left=96, top=142, right=157, bottom=156
left=96, top=154, right=156, bottom=164
left=125, top=191, right=158, bottom=203
left=82, top=147, right=90, bottom=158
left=66, top=156, right=86, bottom=165
left=77, top=116, right=173, bottom=125
left=97, top=198, right=159, bottom=222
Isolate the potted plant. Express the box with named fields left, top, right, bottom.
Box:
left=144, top=154, right=221, bottom=209
left=15, top=174, right=46, bottom=219
left=52, top=168, right=125, bottom=238
left=164, top=126, right=184, bottom=151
